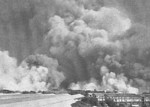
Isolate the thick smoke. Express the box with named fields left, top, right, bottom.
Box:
left=0, top=0, right=150, bottom=93
left=0, top=51, right=64, bottom=91
left=44, top=4, right=137, bottom=93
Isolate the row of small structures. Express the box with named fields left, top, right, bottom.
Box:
left=69, top=89, right=150, bottom=107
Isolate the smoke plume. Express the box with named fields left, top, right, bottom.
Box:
left=0, top=51, right=65, bottom=91
left=0, top=0, right=150, bottom=93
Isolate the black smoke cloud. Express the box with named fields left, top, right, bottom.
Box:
left=0, top=0, right=150, bottom=93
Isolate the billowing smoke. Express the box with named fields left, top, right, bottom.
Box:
left=69, top=66, right=138, bottom=94
left=44, top=4, right=136, bottom=93
left=0, top=51, right=65, bottom=91
left=0, top=0, right=150, bottom=94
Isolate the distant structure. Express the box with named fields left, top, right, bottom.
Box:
left=68, top=89, right=150, bottom=107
